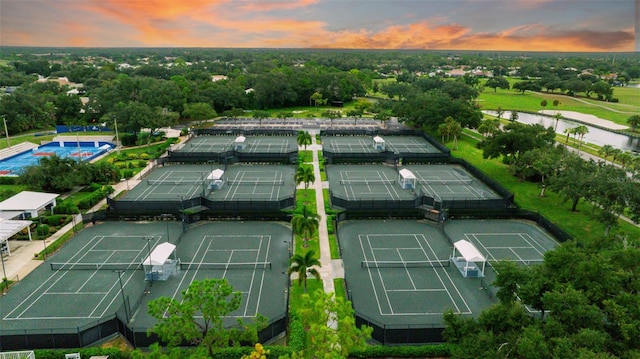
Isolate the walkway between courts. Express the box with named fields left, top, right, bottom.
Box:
left=299, top=135, right=344, bottom=294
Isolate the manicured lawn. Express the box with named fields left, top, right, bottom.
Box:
left=294, top=189, right=321, bottom=256
left=298, top=150, right=313, bottom=163
left=451, top=136, right=640, bottom=243
left=477, top=88, right=633, bottom=125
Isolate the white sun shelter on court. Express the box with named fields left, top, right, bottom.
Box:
left=373, top=136, right=386, bottom=151
left=142, top=242, right=179, bottom=281
left=451, top=239, right=486, bottom=277
left=398, top=168, right=417, bottom=190
left=207, top=168, right=225, bottom=190
left=234, top=135, right=246, bottom=150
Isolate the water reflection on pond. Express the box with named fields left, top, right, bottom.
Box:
left=483, top=111, right=640, bottom=153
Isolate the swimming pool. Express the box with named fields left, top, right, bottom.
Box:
left=0, top=141, right=114, bottom=176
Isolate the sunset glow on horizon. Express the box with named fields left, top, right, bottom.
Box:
left=0, top=0, right=636, bottom=52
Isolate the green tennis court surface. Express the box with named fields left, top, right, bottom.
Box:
left=339, top=219, right=558, bottom=327
left=322, top=135, right=442, bottom=154
left=176, top=135, right=296, bottom=154
left=0, top=221, right=290, bottom=332
left=327, top=164, right=501, bottom=201
left=121, top=163, right=295, bottom=202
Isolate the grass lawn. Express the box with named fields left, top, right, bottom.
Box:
left=294, top=189, right=321, bottom=256
left=477, top=88, right=634, bottom=125
left=298, top=150, right=313, bottom=163
left=450, top=136, right=640, bottom=243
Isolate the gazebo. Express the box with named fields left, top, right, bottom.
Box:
left=142, top=242, right=179, bottom=281
left=451, top=239, right=486, bottom=277
left=398, top=168, right=416, bottom=190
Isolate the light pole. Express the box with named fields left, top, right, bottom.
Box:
left=1, top=247, right=7, bottom=291
left=114, top=116, right=120, bottom=154
left=2, top=115, right=9, bottom=148
left=115, top=270, right=129, bottom=322
left=144, top=236, right=154, bottom=286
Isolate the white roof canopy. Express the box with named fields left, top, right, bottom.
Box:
left=0, top=191, right=58, bottom=211
left=373, top=136, right=384, bottom=143
left=207, top=169, right=225, bottom=180
left=234, top=135, right=246, bottom=143
left=398, top=168, right=416, bottom=180
left=453, top=240, right=485, bottom=262
left=143, top=242, right=176, bottom=266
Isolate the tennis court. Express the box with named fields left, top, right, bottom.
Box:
left=176, top=135, right=296, bottom=154
left=339, top=220, right=491, bottom=328
left=122, top=164, right=214, bottom=201
left=326, top=165, right=415, bottom=201
left=403, top=164, right=502, bottom=201
left=321, top=135, right=442, bottom=154
left=0, top=220, right=290, bottom=341
left=339, top=218, right=559, bottom=338
left=211, top=164, right=295, bottom=201
left=131, top=221, right=290, bottom=329
left=443, top=219, right=558, bottom=266
left=0, top=222, right=179, bottom=330
left=179, top=136, right=234, bottom=153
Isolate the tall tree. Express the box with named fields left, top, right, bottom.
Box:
left=296, top=130, right=312, bottom=150
left=147, top=278, right=266, bottom=357
left=548, top=154, right=597, bottom=211
left=288, top=250, right=321, bottom=293
left=291, top=205, right=320, bottom=248
left=297, top=290, right=372, bottom=357
left=627, top=114, right=640, bottom=132
left=295, top=165, right=315, bottom=189
left=485, top=76, right=510, bottom=92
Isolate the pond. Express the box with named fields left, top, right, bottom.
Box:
left=483, top=111, right=640, bottom=153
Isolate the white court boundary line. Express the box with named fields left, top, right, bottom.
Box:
left=3, top=235, right=152, bottom=321
left=359, top=233, right=471, bottom=316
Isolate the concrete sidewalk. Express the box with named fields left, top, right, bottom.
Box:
left=297, top=136, right=343, bottom=294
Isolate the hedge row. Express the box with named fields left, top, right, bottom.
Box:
left=34, top=348, right=129, bottom=359
left=349, top=343, right=453, bottom=358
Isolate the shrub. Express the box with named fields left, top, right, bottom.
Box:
left=0, top=176, right=16, bottom=185
left=350, top=343, right=453, bottom=358
left=46, top=215, right=65, bottom=226
left=122, top=169, right=134, bottom=178
left=127, top=153, right=139, bottom=160
left=36, top=224, right=49, bottom=236
left=288, top=313, right=305, bottom=352
left=34, top=348, right=130, bottom=359
left=137, top=160, right=147, bottom=167
left=140, top=153, right=150, bottom=159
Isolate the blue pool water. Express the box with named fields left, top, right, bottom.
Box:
left=0, top=141, right=114, bottom=176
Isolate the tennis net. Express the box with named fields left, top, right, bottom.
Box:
left=51, top=262, right=141, bottom=271
left=418, top=179, right=473, bottom=185
left=361, top=260, right=450, bottom=268
left=340, top=179, right=395, bottom=185
left=227, top=179, right=284, bottom=186
left=180, top=262, right=272, bottom=270
left=148, top=179, right=204, bottom=186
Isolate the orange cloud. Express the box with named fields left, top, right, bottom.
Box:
left=238, top=0, right=319, bottom=12
left=304, top=21, right=634, bottom=52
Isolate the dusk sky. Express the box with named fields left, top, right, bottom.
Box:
left=0, top=0, right=637, bottom=52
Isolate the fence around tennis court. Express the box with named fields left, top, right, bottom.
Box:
left=321, top=129, right=450, bottom=164
left=106, top=195, right=294, bottom=221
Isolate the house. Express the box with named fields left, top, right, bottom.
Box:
left=211, top=75, right=228, bottom=82
left=0, top=191, right=59, bottom=220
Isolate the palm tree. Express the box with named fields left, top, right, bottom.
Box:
left=553, top=112, right=563, bottom=132
left=288, top=249, right=321, bottom=293
left=617, top=151, right=632, bottom=169
left=295, top=166, right=315, bottom=189
left=564, top=127, right=574, bottom=146
left=598, top=145, right=614, bottom=164
left=496, top=107, right=504, bottom=120
left=297, top=130, right=312, bottom=150
left=574, top=125, right=589, bottom=154
left=627, top=115, right=640, bottom=132
left=509, top=111, right=519, bottom=122
left=292, top=206, right=320, bottom=248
